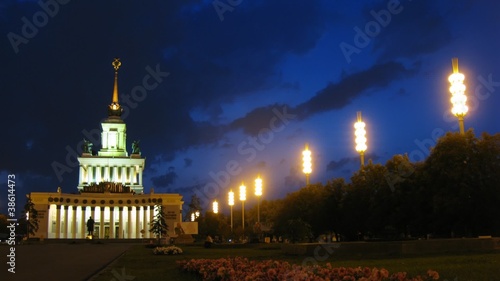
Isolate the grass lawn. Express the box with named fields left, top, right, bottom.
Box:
left=91, top=243, right=500, bottom=280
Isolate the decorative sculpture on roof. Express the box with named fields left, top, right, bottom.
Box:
left=132, top=140, right=141, bottom=154
left=82, top=138, right=93, bottom=154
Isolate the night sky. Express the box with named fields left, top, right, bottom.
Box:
left=1, top=0, right=500, bottom=214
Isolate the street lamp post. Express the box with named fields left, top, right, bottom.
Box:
left=255, top=176, right=262, bottom=224
left=228, top=190, right=234, bottom=232
left=302, top=144, right=312, bottom=185
left=449, top=57, right=468, bottom=135
left=354, top=111, right=367, bottom=167
left=239, top=183, right=246, bottom=230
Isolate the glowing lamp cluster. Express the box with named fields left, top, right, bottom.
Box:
left=302, top=144, right=312, bottom=185
left=228, top=190, right=234, bottom=206
left=212, top=200, right=219, bottom=214
left=239, top=183, right=246, bottom=201
left=448, top=58, right=468, bottom=135
left=239, top=183, right=246, bottom=230
left=255, top=177, right=262, bottom=197
left=449, top=58, right=468, bottom=117
left=354, top=112, right=367, bottom=153
left=354, top=111, right=367, bottom=167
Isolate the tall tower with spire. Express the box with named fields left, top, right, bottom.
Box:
left=77, top=58, right=145, bottom=194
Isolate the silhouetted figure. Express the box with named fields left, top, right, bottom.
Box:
left=87, top=217, right=95, bottom=236
left=204, top=235, right=213, bottom=248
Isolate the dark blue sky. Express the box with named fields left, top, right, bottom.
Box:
left=1, top=0, right=500, bottom=214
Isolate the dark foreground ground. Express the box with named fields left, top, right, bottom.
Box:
left=1, top=242, right=133, bottom=281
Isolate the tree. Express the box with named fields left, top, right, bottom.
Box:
left=150, top=204, right=168, bottom=244
left=423, top=131, right=500, bottom=236
left=24, top=195, right=39, bottom=239
left=186, top=194, right=202, bottom=221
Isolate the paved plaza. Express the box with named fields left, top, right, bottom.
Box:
left=1, top=242, right=133, bottom=281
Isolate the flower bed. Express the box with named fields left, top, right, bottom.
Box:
left=177, top=257, right=439, bottom=281
left=153, top=245, right=183, bottom=255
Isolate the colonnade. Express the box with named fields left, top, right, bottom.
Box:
left=48, top=204, right=154, bottom=239
left=78, top=165, right=143, bottom=186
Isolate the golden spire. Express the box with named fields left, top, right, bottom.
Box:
left=108, top=58, right=123, bottom=117
left=112, top=58, right=121, bottom=104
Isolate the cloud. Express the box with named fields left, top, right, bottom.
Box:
left=366, top=0, right=455, bottom=61
left=229, top=61, right=419, bottom=135
left=326, top=152, right=381, bottom=171
left=184, top=158, right=193, bottom=168
left=151, top=167, right=178, bottom=188
left=295, top=61, right=419, bottom=119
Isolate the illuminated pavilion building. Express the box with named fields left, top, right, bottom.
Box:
left=28, top=59, right=185, bottom=239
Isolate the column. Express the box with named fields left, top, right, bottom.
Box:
left=100, top=206, right=105, bottom=239
left=79, top=166, right=84, bottom=184
left=104, top=166, right=110, bottom=182
left=121, top=166, right=127, bottom=184
left=95, top=166, right=101, bottom=183
left=138, top=167, right=143, bottom=186
left=135, top=206, right=141, bottom=239
left=71, top=205, right=77, bottom=239
left=81, top=206, right=87, bottom=238
left=114, top=166, right=119, bottom=182
left=118, top=207, right=124, bottom=238
left=149, top=205, right=154, bottom=239
left=55, top=205, right=61, bottom=239
left=110, top=207, right=115, bottom=239
left=127, top=207, right=132, bottom=238
left=134, top=166, right=138, bottom=184
left=88, top=166, right=94, bottom=183
left=90, top=207, right=95, bottom=237
left=142, top=205, right=148, bottom=238
left=63, top=205, right=69, bottom=238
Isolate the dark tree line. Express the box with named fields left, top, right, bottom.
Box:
left=269, top=131, right=500, bottom=241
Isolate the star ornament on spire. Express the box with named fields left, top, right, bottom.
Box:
left=112, top=58, right=121, bottom=72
